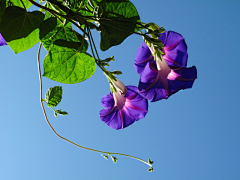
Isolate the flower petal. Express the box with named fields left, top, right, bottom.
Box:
left=139, top=62, right=158, bottom=83
left=100, top=94, right=114, bottom=108
left=100, top=107, right=136, bottom=130
left=138, top=63, right=167, bottom=101
left=0, top=33, right=7, bottom=46
left=99, top=86, right=148, bottom=130
left=125, top=100, right=148, bottom=120
left=160, top=31, right=187, bottom=52
left=163, top=50, right=188, bottom=67
left=139, top=80, right=167, bottom=102
left=167, top=66, right=197, bottom=96
left=160, top=31, right=188, bottom=67
left=120, top=109, right=136, bottom=129
left=99, top=107, right=121, bottom=129
left=138, top=66, right=197, bottom=102
left=134, top=42, right=154, bottom=74
left=134, top=30, right=188, bottom=75
left=125, top=86, right=148, bottom=120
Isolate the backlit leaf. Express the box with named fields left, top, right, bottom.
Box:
left=0, top=6, right=44, bottom=54
left=6, top=0, right=36, bottom=9
left=55, top=109, right=68, bottom=116
left=43, top=45, right=96, bottom=84
left=39, top=17, right=58, bottom=40
left=98, top=0, right=140, bottom=51
left=45, top=86, right=63, bottom=107
left=40, top=20, right=88, bottom=52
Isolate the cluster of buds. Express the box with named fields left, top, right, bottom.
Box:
left=143, top=23, right=166, bottom=61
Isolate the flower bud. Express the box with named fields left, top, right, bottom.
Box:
left=112, top=71, right=122, bottom=75
left=111, top=79, right=127, bottom=95
left=148, top=22, right=160, bottom=31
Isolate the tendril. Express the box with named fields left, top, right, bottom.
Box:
left=37, top=43, right=153, bottom=171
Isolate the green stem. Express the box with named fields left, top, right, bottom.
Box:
left=82, top=15, right=144, bottom=36
left=27, top=0, right=86, bottom=34
left=88, top=27, right=100, bottom=61
left=79, top=25, right=87, bottom=51
left=29, top=0, right=149, bottom=38
left=78, top=0, right=84, bottom=10
left=87, top=28, right=118, bottom=82
left=87, top=28, right=104, bottom=71
left=28, top=0, right=63, bottom=17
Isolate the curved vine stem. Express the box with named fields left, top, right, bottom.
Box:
left=37, top=43, right=153, bottom=170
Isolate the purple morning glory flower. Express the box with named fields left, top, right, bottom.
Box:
left=99, top=79, right=148, bottom=130
left=134, top=31, right=188, bottom=74
left=134, top=31, right=197, bottom=102
left=0, top=33, right=7, bottom=46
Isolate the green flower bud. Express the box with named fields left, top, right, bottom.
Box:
left=102, top=56, right=114, bottom=63
left=148, top=23, right=160, bottom=31
left=112, top=71, right=122, bottom=75
left=110, top=155, right=118, bottom=163
left=55, top=109, right=68, bottom=116
left=148, top=159, right=154, bottom=164
left=148, top=167, right=154, bottom=172
left=101, top=154, right=109, bottom=160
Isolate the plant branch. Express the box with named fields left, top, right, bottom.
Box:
left=27, top=0, right=86, bottom=34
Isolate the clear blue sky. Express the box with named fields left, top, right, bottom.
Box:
left=0, top=0, right=240, bottom=179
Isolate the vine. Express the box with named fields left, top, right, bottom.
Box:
left=0, top=0, right=197, bottom=172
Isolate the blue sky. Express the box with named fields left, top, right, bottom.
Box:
left=0, top=0, right=240, bottom=179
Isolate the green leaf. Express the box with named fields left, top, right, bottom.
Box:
left=39, top=17, right=58, bottom=40
left=55, top=109, right=68, bottom=115
left=66, top=0, right=102, bottom=11
left=63, top=0, right=84, bottom=9
left=98, top=0, right=140, bottom=51
left=0, top=0, right=6, bottom=21
left=6, top=0, right=36, bottom=9
left=101, top=154, right=109, bottom=160
left=0, top=6, right=44, bottom=54
left=45, top=86, right=63, bottom=107
left=43, top=46, right=96, bottom=84
left=54, top=39, right=88, bottom=51
left=40, top=20, right=88, bottom=52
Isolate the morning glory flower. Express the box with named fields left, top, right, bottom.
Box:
left=99, top=79, right=148, bottom=130
left=134, top=31, right=188, bottom=74
left=134, top=31, right=197, bottom=102
left=0, top=33, right=7, bottom=46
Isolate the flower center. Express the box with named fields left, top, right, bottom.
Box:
left=156, top=56, right=171, bottom=76
left=113, top=91, right=126, bottom=110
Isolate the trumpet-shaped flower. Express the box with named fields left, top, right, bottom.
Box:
left=0, top=33, right=7, bottom=46
left=134, top=31, right=188, bottom=74
left=99, top=82, right=148, bottom=130
left=134, top=31, right=197, bottom=102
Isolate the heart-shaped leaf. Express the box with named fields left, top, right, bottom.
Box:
left=0, top=6, right=44, bottom=53
left=43, top=45, right=96, bottom=84
left=45, top=86, right=63, bottom=107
